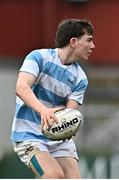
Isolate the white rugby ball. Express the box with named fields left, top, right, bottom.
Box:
left=43, top=108, right=84, bottom=141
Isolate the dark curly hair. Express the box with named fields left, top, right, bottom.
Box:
left=55, top=18, right=94, bottom=48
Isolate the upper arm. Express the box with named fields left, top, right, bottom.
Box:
left=16, top=72, right=37, bottom=89
left=17, top=50, right=43, bottom=88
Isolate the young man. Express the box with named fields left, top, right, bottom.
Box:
left=10, top=18, right=95, bottom=178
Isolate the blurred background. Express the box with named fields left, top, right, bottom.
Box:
left=0, top=0, right=119, bottom=178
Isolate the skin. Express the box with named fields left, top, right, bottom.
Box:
left=58, top=33, right=95, bottom=65
left=16, top=32, right=95, bottom=178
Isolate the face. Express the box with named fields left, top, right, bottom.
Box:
left=71, top=33, right=95, bottom=61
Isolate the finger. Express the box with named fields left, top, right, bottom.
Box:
left=52, top=114, right=59, bottom=124
left=41, top=117, right=49, bottom=131
left=41, top=117, right=44, bottom=132
left=44, top=121, right=49, bottom=130
left=52, top=117, right=58, bottom=124
left=54, top=106, right=65, bottom=113
left=52, top=107, right=65, bottom=123
left=48, top=118, right=55, bottom=126
left=47, top=114, right=56, bottom=127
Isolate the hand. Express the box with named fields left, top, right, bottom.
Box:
left=40, top=106, right=65, bottom=131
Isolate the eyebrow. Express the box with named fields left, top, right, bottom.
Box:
left=87, top=36, right=93, bottom=40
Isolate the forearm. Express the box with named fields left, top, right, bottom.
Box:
left=66, top=99, right=80, bottom=110
left=16, top=85, right=46, bottom=114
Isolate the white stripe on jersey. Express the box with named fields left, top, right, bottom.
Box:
left=20, top=59, right=39, bottom=77
left=39, top=74, right=71, bottom=98
left=16, top=96, right=24, bottom=105
left=12, top=118, right=42, bottom=134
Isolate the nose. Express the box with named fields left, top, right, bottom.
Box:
left=91, top=41, right=95, bottom=49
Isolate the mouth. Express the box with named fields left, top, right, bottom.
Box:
left=87, top=51, right=92, bottom=56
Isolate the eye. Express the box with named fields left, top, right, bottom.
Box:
left=87, top=38, right=93, bottom=42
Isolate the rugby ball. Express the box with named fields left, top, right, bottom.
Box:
left=43, top=108, right=84, bottom=141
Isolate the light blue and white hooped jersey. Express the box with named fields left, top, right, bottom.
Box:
left=10, top=48, right=88, bottom=143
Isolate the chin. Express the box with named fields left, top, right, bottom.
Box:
left=81, top=57, right=88, bottom=61
left=84, top=55, right=89, bottom=60
left=85, top=57, right=88, bottom=60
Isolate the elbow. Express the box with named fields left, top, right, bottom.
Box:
left=15, top=84, right=27, bottom=97
left=15, top=84, right=22, bottom=97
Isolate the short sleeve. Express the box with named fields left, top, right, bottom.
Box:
left=20, top=50, right=43, bottom=78
left=67, top=78, right=88, bottom=105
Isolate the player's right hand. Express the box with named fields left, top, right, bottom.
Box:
left=40, top=106, right=65, bottom=131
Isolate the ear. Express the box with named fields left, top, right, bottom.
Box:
left=70, top=38, right=78, bottom=48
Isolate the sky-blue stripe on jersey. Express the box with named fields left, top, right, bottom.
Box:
left=15, top=102, right=22, bottom=117
left=10, top=131, right=49, bottom=142
left=25, top=50, right=77, bottom=90
left=48, top=48, right=56, bottom=55
left=33, top=84, right=65, bottom=106
left=74, top=79, right=88, bottom=91
left=16, top=104, right=41, bottom=124
left=25, top=50, right=43, bottom=71
left=43, top=61, right=76, bottom=86
left=15, top=87, right=65, bottom=123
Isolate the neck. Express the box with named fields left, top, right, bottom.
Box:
left=57, top=47, right=74, bottom=65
